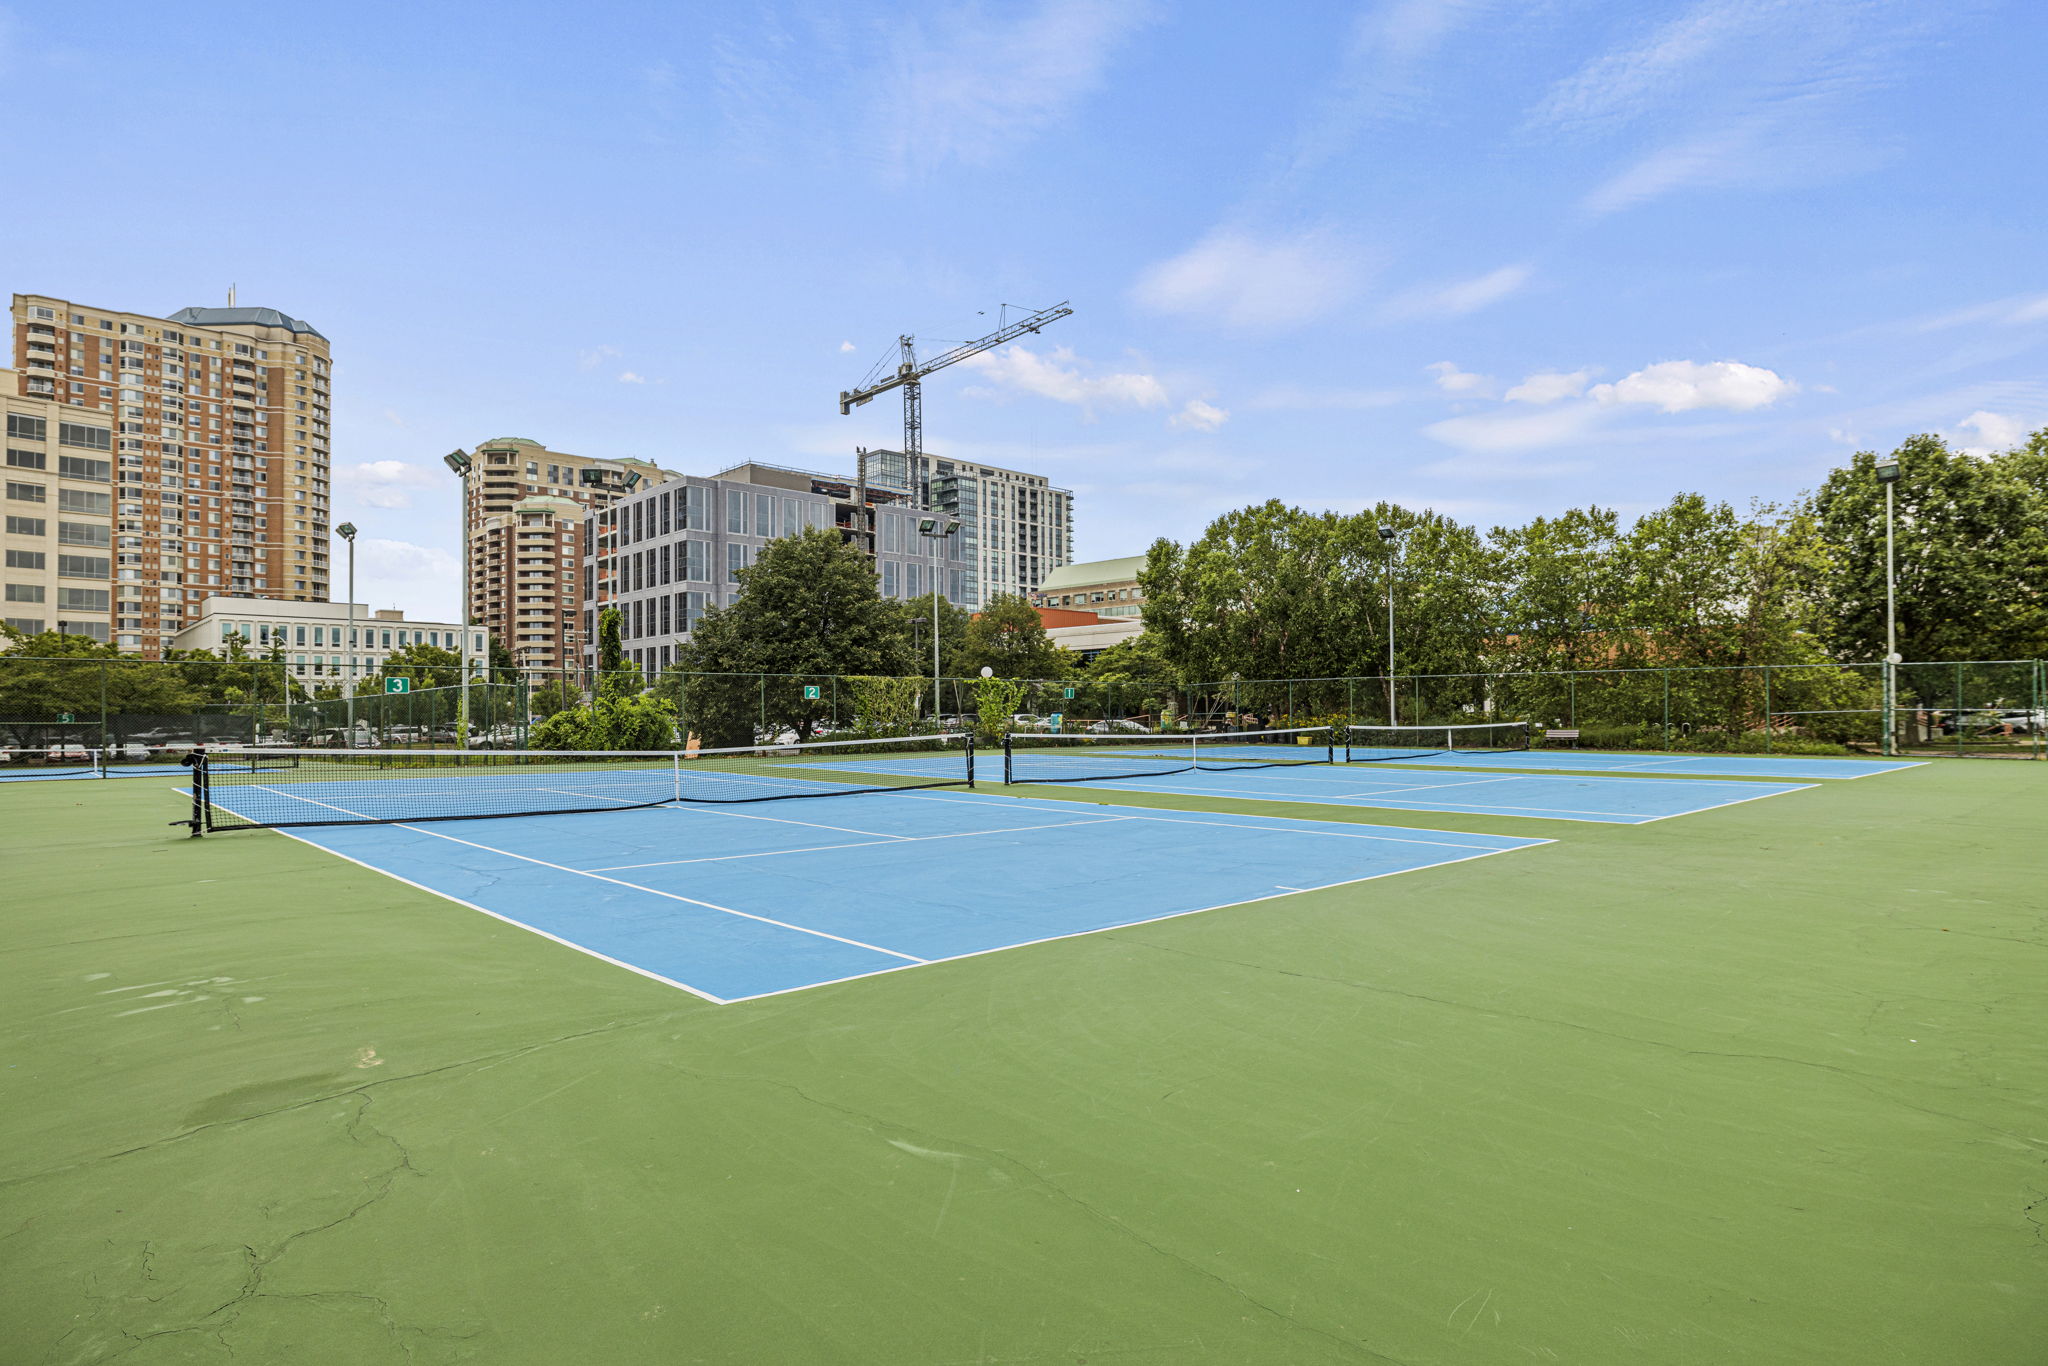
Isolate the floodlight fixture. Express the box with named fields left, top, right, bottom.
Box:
left=336, top=522, right=357, bottom=541
left=1874, top=455, right=1901, bottom=484
left=442, top=449, right=471, bottom=475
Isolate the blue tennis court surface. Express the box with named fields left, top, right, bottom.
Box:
left=797, top=755, right=1818, bottom=824
left=1355, top=749, right=1925, bottom=780
left=268, top=789, right=1548, bottom=1003
left=0, top=762, right=191, bottom=782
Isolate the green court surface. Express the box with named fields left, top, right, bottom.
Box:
left=2, top=763, right=2043, bottom=1365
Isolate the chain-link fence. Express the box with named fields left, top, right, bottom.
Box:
left=2, top=655, right=2040, bottom=757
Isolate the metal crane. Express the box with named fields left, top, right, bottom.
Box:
left=838, top=301, right=1072, bottom=504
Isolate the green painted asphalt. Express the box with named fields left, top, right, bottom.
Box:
left=1, top=761, right=2042, bottom=1364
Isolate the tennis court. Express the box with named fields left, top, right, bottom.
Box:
left=252, top=789, right=1548, bottom=1002
left=802, top=749, right=1820, bottom=824
left=0, top=758, right=193, bottom=782
left=1351, top=748, right=1926, bottom=780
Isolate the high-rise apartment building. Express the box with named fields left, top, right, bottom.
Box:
left=866, top=449, right=1074, bottom=604
left=5, top=293, right=331, bottom=655
left=458, top=437, right=673, bottom=674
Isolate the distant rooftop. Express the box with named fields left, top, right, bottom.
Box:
left=1037, top=556, right=1147, bottom=592
left=166, top=306, right=327, bottom=341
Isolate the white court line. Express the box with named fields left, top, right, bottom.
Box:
left=714, top=839, right=1550, bottom=1005
left=1635, top=781, right=1821, bottom=822
left=267, top=827, right=732, bottom=1004
left=240, top=784, right=930, bottom=963
left=896, top=789, right=1534, bottom=852
left=586, top=815, right=1138, bottom=871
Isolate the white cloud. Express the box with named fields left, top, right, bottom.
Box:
left=380, top=408, right=408, bottom=428
left=1131, top=228, right=1366, bottom=329
left=1386, top=263, right=1532, bottom=319
left=1423, top=403, right=1602, bottom=453
left=336, top=460, right=437, bottom=511
left=577, top=345, right=622, bottom=371
left=1169, top=399, right=1229, bottom=432
left=959, top=344, right=1168, bottom=412
left=839, top=340, right=857, bottom=353
left=1588, top=359, right=1795, bottom=413
left=876, top=0, right=1155, bottom=177
left=1504, top=368, right=1594, bottom=404
left=1426, top=361, right=1490, bottom=395
left=1950, top=410, right=2029, bottom=455
left=618, top=371, right=647, bottom=384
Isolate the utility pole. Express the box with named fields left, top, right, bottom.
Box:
left=442, top=450, right=473, bottom=748
left=337, top=522, right=358, bottom=745
left=1876, top=454, right=1901, bottom=756
left=1378, top=524, right=1402, bottom=726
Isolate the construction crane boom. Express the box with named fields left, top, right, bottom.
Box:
left=837, top=302, right=1072, bottom=414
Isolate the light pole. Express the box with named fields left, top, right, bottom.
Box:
left=1378, top=524, right=1401, bottom=726
left=917, top=516, right=960, bottom=726
left=1875, top=453, right=1901, bottom=756
left=442, top=450, right=473, bottom=749
left=337, top=522, right=358, bottom=746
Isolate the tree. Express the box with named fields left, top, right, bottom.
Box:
left=1813, top=434, right=2048, bottom=664
left=662, top=527, right=914, bottom=744
left=1080, top=629, right=1180, bottom=724
left=378, top=641, right=462, bottom=690
left=529, top=692, right=678, bottom=751
left=958, top=594, right=1073, bottom=679
left=487, top=635, right=520, bottom=684
left=595, top=606, right=641, bottom=698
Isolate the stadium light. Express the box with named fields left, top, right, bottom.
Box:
left=1378, top=525, right=1402, bottom=724
left=1873, top=454, right=1902, bottom=754
left=337, top=523, right=359, bottom=746
left=915, top=517, right=961, bottom=721
left=443, top=451, right=473, bottom=749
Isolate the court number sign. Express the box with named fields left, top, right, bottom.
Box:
left=384, top=677, right=412, bottom=694
left=1062, top=688, right=1075, bottom=699
left=803, top=686, right=821, bottom=700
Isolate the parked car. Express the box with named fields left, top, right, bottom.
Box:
left=1086, top=719, right=1149, bottom=734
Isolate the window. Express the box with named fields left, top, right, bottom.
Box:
left=59, top=489, right=111, bottom=515
left=5, top=415, right=47, bottom=442
left=685, top=484, right=710, bottom=531
left=882, top=560, right=899, bottom=597
left=684, top=538, right=708, bottom=582
left=660, top=595, right=671, bottom=635
left=660, top=492, right=672, bottom=535
left=659, top=543, right=671, bottom=585
left=726, top=542, right=743, bottom=582
left=57, top=587, right=110, bottom=611
left=58, top=455, right=111, bottom=481
left=6, top=448, right=47, bottom=470
left=726, top=488, right=745, bottom=534
left=781, top=498, right=798, bottom=538
left=5, top=516, right=46, bottom=536
left=6, top=482, right=46, bottom=503
left=5, top=550, right=45, bottom=570
left=4, top=616, right=44, bottom=633
left=57, top=422, right=112, bottom=451
left=59, top=522, right=111, bottom=548
left=754, top=493, right=771, bottom=538
left=5, top=584, right=44, bottom=603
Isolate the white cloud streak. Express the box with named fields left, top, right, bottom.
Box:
left=959, top=345, right=1169, bottom=413
left=1504, top=369, right=1595, bottom=404
left=1131, top=229, right=1368, bottom=330
left=1169, top=399, right=1230, bottom=432
left=1426, top=361, right=1490, bottom=395
left=1386, top=263, right=1532, bottom=319
left=336, top=460, right=438, bottom=511
left=876, top=0, right=1155, bottom=178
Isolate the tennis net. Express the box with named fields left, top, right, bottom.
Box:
left=186, top=733, right=973, bottom=832
left=1345, top=721, right=1531, bottom=763
left=1003, top=726, right=1333, bottom=785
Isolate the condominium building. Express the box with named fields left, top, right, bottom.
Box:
left=588, top=461, right=959, bottom=677
left=457, top=437, right=673, bottom=674
left=5, top=293, right=332, bottom=655
left=168, top=597, right=483, bottom=683
left=865, top=449, right=1073, bottom=603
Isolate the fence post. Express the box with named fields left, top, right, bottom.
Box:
left=1568, top=675, right=1577, bottom=728
left=1955, top=661, right=1964, bottom=758
left=1662, top=670, right=1670, bottom=750
left=99, top=660, right=109, bottom=749
left=1763, top=666, right=1772, bottom=754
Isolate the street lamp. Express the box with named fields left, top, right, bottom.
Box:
left=1874, top=453, right=1902, bottom=756
left=336, top=522, right=358, bottom=746
left=442, top=450, right=473, bottom=748
left=917, top=516, right=960, bottom=726
left=1378, top=524, right=1401, bottom=726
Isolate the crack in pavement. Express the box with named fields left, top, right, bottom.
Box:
left=655, top=1058, right=1410, bottom=1365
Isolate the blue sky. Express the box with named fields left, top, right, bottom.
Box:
left=5, top=0, right=2044, bottom=618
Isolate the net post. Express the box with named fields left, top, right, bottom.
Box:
left=1002, top=732, right=1014, bottom=785
left=964, top=733, right=976, bottom=789
left=179, top=749, right=208, bottom=836
left=673, top=752, right=681, bottom=804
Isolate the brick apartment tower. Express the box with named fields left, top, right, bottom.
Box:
left=459, top=437, right=671, bottom=676
left=5, top=293, right=332, bottom=656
